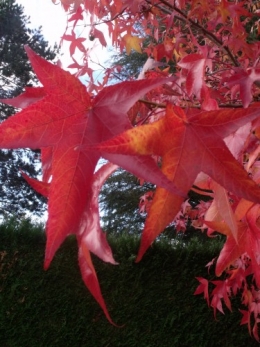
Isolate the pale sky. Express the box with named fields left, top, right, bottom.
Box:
left=15, top=0, right=114, bottom=83
left=16, top=0, right=67, bottom=46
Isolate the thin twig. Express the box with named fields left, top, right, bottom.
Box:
left=139, top=98, right=246, bottom=108
left=139, top=98, right=166, bottom=108
left=146, top=0, right=239, bottom=67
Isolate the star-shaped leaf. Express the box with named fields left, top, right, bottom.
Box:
left=216, top=204, right=260, bottom=287
left=22, top=162, right=118, bottom=324
left=90, top=103, right=260, bottom=261
left=0, top=47, right=184, bottom=322
left=123, top=34, right=142, bottom=54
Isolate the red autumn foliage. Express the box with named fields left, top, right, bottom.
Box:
left=2, top=0, right=260, bottom=340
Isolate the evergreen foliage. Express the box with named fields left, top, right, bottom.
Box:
left=110, top=50, right=148, bottom=81
left=0, top=0, right=57, bottom=218
left=0, top=219, right=257, bottom=347
left=100, top=168, right=154, bottom=234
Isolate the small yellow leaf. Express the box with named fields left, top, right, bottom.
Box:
left=123, top=34, right=142, bottom=55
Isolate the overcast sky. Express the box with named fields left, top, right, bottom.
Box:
left=16, top=0, right=67, bottom=46
left=15, top=0, right=114, bottom=82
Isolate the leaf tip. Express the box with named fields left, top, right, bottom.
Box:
left=135, top=247, right=146, bottom=263
left=24, top=44, right=32, bottom=55
left=135, top=256, right=142, bottom=263
left=44, top=257, right=51, bottom=271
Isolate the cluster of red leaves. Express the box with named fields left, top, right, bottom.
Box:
left=0, top=47, right=183, bottom=324
left=195, top=253, right=260, bottom=341
left=52, top=0, right=260, bottom=339
left=58, top=0, right=260, bottom=107
left=2, top=0, right=260, bottom=339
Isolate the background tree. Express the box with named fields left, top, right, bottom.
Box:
left=0, top=0, right=57, bottom=218
left=100, top=168, right=154, bottom=234
left=110, top=50, right=148, bottom=81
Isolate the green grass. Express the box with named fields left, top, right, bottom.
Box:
left=0, top=218, right=259, bottom=347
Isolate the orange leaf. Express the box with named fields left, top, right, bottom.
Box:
left=123, top=34, right=142, bottom=54
left=91, top=104, right=260, bottom=261
left=211, top=181, right=238, bottom=241
left=235, top=198, right=254, bottom=221
left=77, top=239, right=116, bottom=325
left=216, top=204, right=260, bottom=283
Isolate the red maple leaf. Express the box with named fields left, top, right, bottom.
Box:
left=91, top=27, right=107, bottom=47
left=210, top=279, right=232, bottom=317
left=225, top=67, right=260, bottom=108
left=89, top=103, right=260, bottom=262
left=0, top=47, right=184, bottom=322
left=21, top=162, right=118, bottom=324
left=194, top=277, right=209, bottom=306
left=62, top=30, right=86, bottom=56
left=216, top=204, right=260, bottom=287
left=178, top=53, right=212, bottom=99
left=68, top=5, right=84, bottom=29
left=0, top=86, right=45, bottom=109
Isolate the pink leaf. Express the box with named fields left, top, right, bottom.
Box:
left=0, top=87, right=45, bottom=109
left=194, top=277, right=210, bottom=306
left=92, top=27, right=107, bottom=47
left=178, top=54, right=210, bottom=98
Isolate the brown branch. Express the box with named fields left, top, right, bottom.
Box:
left=139, top=99, right=245, bottom=109
left=139, top=99, right=166, bottom=108
left=78, top=7, right=127, bottom=28
left=65, top=6, right=127, bottom=32
left=191, top=185, right=214, bottom=197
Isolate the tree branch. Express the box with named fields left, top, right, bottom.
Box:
left=146, top=0, right=239, bottom=67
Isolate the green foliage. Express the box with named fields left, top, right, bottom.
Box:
left=0, top=0, right=57, bottom=97
left=0, top=216, right=45, bottom=246
left=0, top=219, right=258, bottom=347
left=100, top=168, right=154, bottom=234
left=110, top=50, right=148, bottom=80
